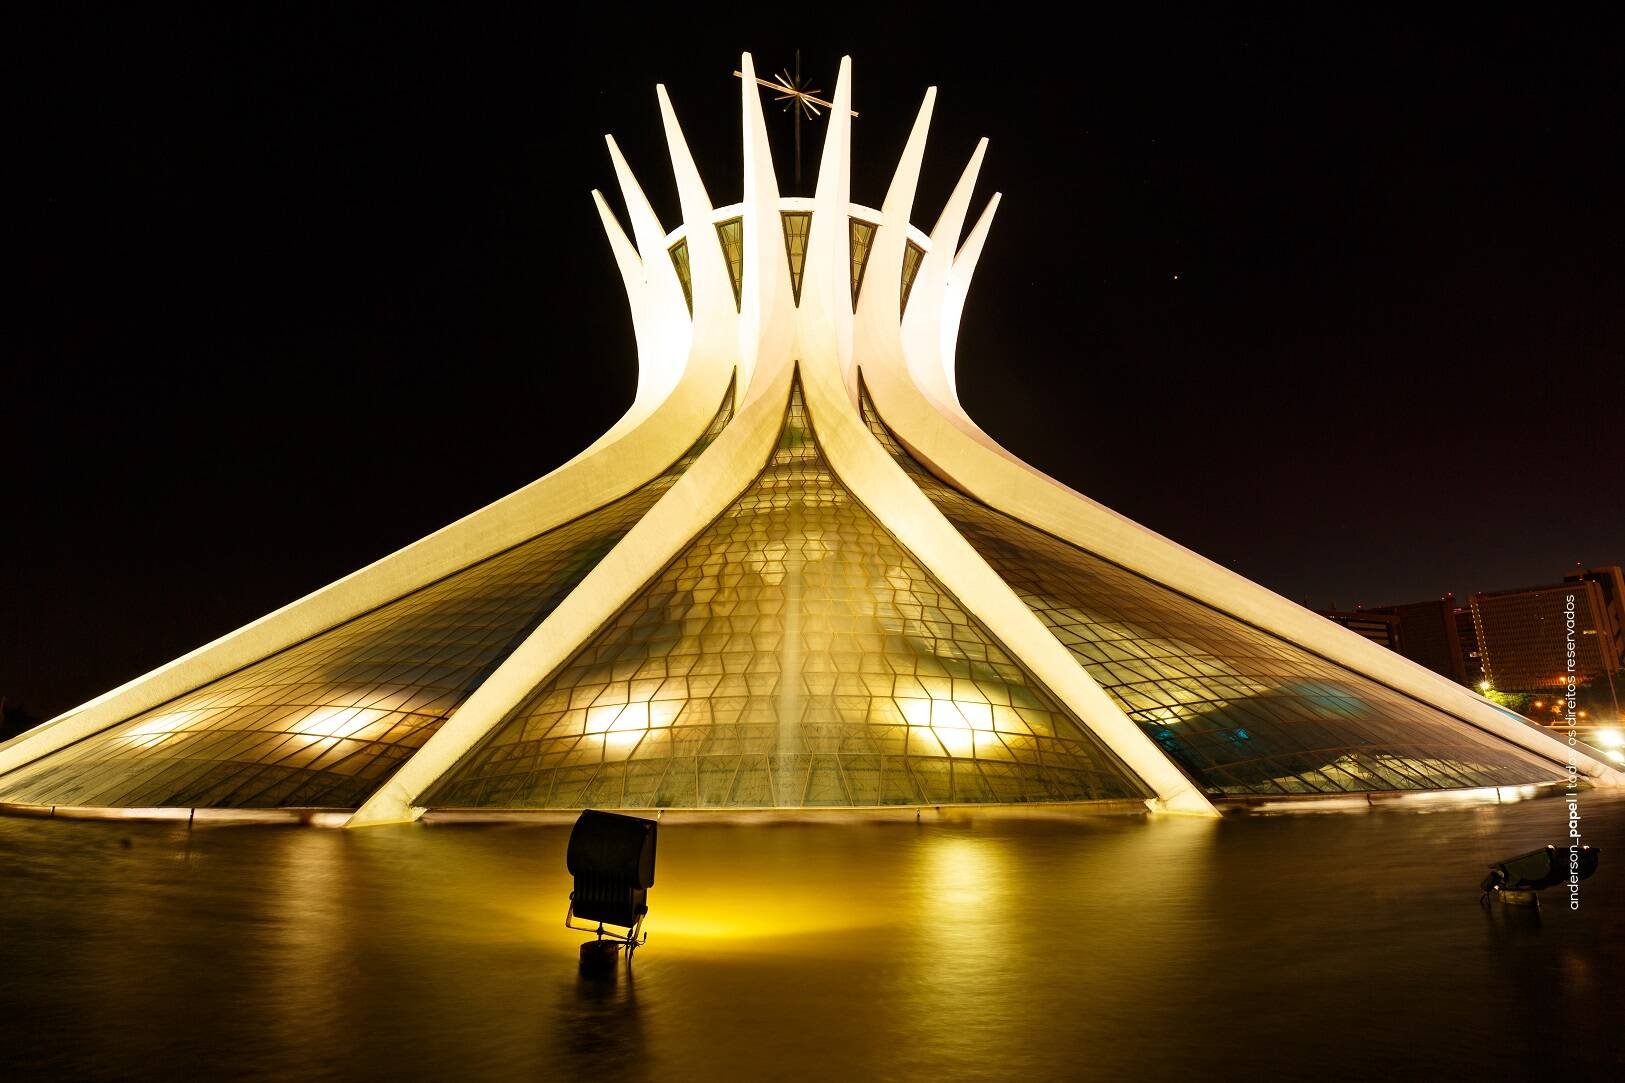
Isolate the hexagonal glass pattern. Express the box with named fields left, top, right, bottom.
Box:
left=427, top=379, right=1149, bottom=810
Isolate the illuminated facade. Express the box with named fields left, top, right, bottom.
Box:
left=1472, top=574, right=1624, bottom=693
left=1, top=56, right=1618, bottom=824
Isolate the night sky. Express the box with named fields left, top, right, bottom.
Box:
left=6, top=8, right=1622, bottom=720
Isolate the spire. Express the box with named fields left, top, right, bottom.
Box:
left=657, top=84, right=735, bottom=341
left=855, top=88, right=935, bottom=371
left=738, top=52, right=790, bottom=393
left=803, top=56, right=855, bottom=376
left=940, top=193, right=1001, bottom=406
left=605, top=134, right=688, bottom=407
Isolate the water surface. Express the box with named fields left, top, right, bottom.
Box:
left=2, top=794, right=1622, bottom=1079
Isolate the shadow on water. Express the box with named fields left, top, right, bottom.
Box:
left=2, top=793, right=1622, bottom=1079
left=555, top=964, right=643, bottom=1068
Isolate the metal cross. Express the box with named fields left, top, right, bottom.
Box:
left=734, top=51, right=859, bottom=190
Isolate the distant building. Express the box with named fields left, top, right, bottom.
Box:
left=1315, top=608, right=1400, bottom=651
left=1471, top=568, right=1624, bottom=693
left=1361, top=595, right=1470, bottom=686
left=1565, top=566, right=1625, bottom=652
left=1455, top=606, right=1486, bottom=688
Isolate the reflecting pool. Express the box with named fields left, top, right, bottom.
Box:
left=2, top=793, right=1622, bottom=1079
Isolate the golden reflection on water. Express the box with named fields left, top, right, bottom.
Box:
left=2, top=795, right=1623, bottom=1079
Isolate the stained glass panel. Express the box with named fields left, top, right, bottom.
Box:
left=900, top=240, right=925, bottom=315
left=849, top=218, right=877, bottom=307
left=668, top=238, right=692, bottom=313
left=714, top=217, right=743, bottom=310
left=781, top=211, right=812, bottom=305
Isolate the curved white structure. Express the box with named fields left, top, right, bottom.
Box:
left=2, top=56, right=1616, bottom=826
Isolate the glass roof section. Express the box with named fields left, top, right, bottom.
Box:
left=427, top=378, right=1149, bottom=810
left=858, top=382, right=1565, bottom=797
left=0, top=381, right=737, bottom=810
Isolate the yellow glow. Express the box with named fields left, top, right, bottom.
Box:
left=899, top=698, right=931, bottom=727
left=584, top=704, right=622, bottom=734
left=119, top=710, right=203, bottom=750
left=932, top=725, right=974, bottom=757
left=923, top=836, right=1008, bottom=918
left=1479, top=681, right=1492, bottom=692
left=573, top=877, right=890, bottom=956
left=1596, top=729, right=1624, bottom=749
left=956, top=699, right=994, bottom=730
left=125, top=710, right=198, bottom=742
left=1607, top=750, right=1625, bottom=765
left=602, top=730, right=643, bottom=759
left=299, top=705, right=387, bottom=740
left=611, top=703, right=650, bottom=731
left=925, top=697, right=977, bottom=756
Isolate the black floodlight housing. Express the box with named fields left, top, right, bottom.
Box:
left=1480, top=844, right=1599, bottom=906
left=566, top=809, right=657, bottom=966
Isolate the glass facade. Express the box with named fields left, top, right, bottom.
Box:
left=714, top=217, right=743, bottom=310
left=0, top=383, right=738, bottom=810
left=427, top=380, right=1149, bottom=810
left=900, top=240, right=925, bottom=315
left=668, top=238, right=692, bottom=313
left=849, top=218, right=877, bottom=306
left=859, top=384, right=1566, bottom=797
left=781, top=211, right=812, bottom=305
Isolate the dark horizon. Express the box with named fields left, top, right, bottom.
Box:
left=5, top=9, right=1622, bottom=720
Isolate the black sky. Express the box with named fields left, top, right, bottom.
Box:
left=5, top=7, right=1623, bottom=719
